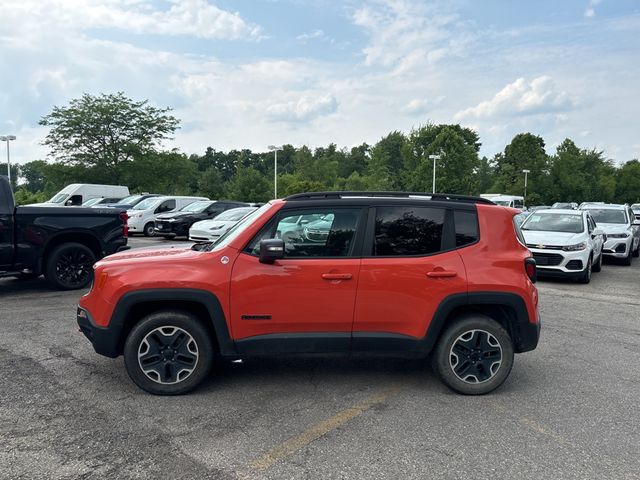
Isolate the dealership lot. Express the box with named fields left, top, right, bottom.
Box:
left=1, top=237, right=639, bottom=479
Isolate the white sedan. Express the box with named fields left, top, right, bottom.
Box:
left=520, top=209, right=604, bottom=284
left=189, top=206, right=257, bottom=242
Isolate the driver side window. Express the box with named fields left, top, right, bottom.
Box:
left=246, top=209, right=362, bottom=258
left=156, top=199, right=176, bottom=213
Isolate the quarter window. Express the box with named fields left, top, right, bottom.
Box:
left=374, top=206, right=445, bottom=256
left=454, top=210, right=479, bottom=247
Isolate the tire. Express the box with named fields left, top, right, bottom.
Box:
left=622, top=246, right=633, bottom=266
left=431, top=315, right=514, bottom=395
left=633, top=240, right=640, bottom=258
left=592, top=252, right=602, bottom=273
left=578, top=256, right=592, bottom=284
left=124, top=311, right=214, bottom=395
left=143, top=223, right=155, bottom=237
left=45, top=242, right=96, bottom=290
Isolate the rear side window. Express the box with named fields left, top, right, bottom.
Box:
left=374, top=206, right=444, bottom=256
left=454, top=210, right=479, bottom=247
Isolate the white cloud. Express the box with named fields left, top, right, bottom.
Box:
left=584, top=0, right=602, bottom=18
left=297, top=29, right=325, bottom=41
left=351, top=0, right=467, bottom=73
left=0, top=0, right=261, bottom=40
left=454, top=76, right=574, bottom=121
left=265, top=93, right=338, bottom=123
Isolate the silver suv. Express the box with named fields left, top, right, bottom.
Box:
left=580, top=204, right=640, bottom=265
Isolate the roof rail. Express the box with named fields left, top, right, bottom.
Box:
left=283, top=191, right=495, bottom=205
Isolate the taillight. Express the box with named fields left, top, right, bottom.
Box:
left=119, top=211, right=129, bottom=237
left=525, top=257, right=537, bottom=283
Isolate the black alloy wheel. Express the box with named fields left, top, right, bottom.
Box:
left=432, top=315, right=514, bottom=395
left=124, top=311, right=214, bottom=395
left=45, top=243, right=96, bottom=290
left=578, top=256, right=592, bottom=284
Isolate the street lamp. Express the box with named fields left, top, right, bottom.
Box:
left=268, top=145, right=283, bottom=199
left=0, top=135, right=16, bottom=184
left=428, top=152, right=442, bottom=193
left=522, top=169, right=530, bottom=205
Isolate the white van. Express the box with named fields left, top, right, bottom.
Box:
left=491, top=195, right=525, bottom=210
left=127, top=196, right=209, bottom=236
left=41, top=184, right=130, bottom=206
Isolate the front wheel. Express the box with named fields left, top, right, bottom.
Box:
left=143, top=223, right=155, bottom=237
left=592, top=252, right=602, bottom=273
left=622, top=246, right=633, bottom=266
left=633, top=240, right=640, bottom=258
left=432, top=315, right=514, bottom=395
left=578, top=256, right=592, bottom=284
left=124, top=311, right=214, bottom=395
left=45, top=242, right=96, bottom=290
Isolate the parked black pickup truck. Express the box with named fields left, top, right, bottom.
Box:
left=0, top=176, right=128, bottom=290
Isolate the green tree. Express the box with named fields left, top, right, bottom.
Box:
left=39, top=92, right=179, bottom=182
left=615, top=159, right=640, bottom=204
left=227, top=167, right=272, bottom=202
left=492, top=133, right=551, bottom=203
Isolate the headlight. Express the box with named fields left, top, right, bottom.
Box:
left=607, top=233, right=629, bottom=238
left=563, top=242, right=587, bottom=251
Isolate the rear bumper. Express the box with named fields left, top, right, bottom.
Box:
left=515, top=313, right=541, bottom=353
left=77, top=307, right=121, bottom=358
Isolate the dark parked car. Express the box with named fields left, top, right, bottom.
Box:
left=154, top=200, right=249, bottom=238
left=0, top=176, right=129, bottom=289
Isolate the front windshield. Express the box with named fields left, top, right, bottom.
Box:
left=216, top=207, right=256, bottom=221
left=521, top=213, right=584, bottom=233
left=118, top=194, right=142, bottom=205
left=632, top=204, right=640, bottom=210
left=48, top=193, right=68, bottom=203
left=82, top=198, right=102, bottom=206
left=181, top=201, right=212, bottom=212
left=209, top=204, right=272, bottom=251
left=586, top=209, right=627, bottom=224
left=132, top=197, right=160, bottom=210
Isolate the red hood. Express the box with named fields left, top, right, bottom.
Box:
left=96, top=246, right=200, bottom=267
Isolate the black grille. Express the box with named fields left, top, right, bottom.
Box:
left=566, top=260, right=583, bottom=270
left=533, top=252, right=564, bottom=266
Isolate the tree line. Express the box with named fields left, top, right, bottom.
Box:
left=10, top=92, right=640, bottom=206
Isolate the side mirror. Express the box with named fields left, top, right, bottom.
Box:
left=593, top=228, right=603, bottom=236
left=259, top=239, right=285, bottom=264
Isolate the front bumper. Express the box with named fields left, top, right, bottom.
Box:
left=77, top=307, right=122, bottom=358
left=602, top=237, right=632, bottom=257
left=189, top=228, right=222, bottom=242
left=154, top=220, right=188, bottom=236
left=529, top=247, right=590, bottom=277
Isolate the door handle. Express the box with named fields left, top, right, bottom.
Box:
left=321, top=273, right=353, bottom=280
left=426, top=270, right=457, bottom=278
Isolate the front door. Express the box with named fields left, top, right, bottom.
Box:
left=229, top=207, right=365, bottom=353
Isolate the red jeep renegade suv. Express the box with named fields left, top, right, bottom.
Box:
left=77, top=192, right=540, bottom=395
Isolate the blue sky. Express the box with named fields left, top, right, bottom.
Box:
left=1, top=0, right=639, bottom=166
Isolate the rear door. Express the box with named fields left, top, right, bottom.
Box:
left=229, top=206, right=365, bottom=352
left=352, top=204, right=468, bottom=342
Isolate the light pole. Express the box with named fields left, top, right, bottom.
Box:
left=268, top=145, right=283, bottom=199
left=428, top=152, right=442, bottom=193
left=0, top=135, right=16, bottom=184
left=522, top=169, right=530, bottom=206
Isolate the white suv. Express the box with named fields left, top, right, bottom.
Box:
left=580, top=204, right=640, bottom=265
left=520, top=209, right=604, bottom=283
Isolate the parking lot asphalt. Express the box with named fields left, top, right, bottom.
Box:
left=1, top=236, right=639, bottom=480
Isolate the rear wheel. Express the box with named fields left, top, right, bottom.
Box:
left=143, top=223, right=155, bottom=237
left=578, top=256, right=592, bottom=283
left=432, top=315, right=514, bottom=395
left=45, top=242, right=95, bottom=290
left=124, top=311, right=214, bottom=395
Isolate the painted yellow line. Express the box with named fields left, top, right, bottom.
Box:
left=241, top=385, right=403, bottom=477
